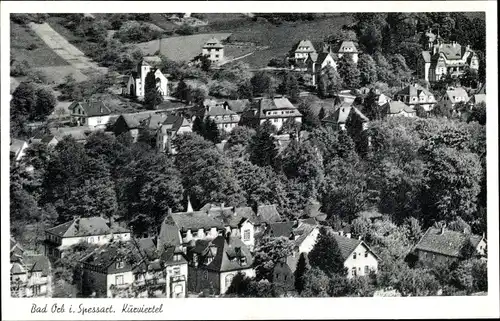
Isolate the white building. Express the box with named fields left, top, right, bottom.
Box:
left=332, top=234, right=379, bottom=278
left=126, top=60, right=169, bottom=99
left=394, top=84, right=436, bottom=112
left=242, top=97, right=302, bottom=131
left=382, top=101, right=417, bottom=118
left=69, top=100, right=112, bottom=129
left=336, top=40, right=359, bottom=64
left=156, top=114, right=193, bottom=154
left=202, top=37, right=225, bottom=63
left=441, top=86, right=470, bottom=108
left=44, top=217, right=131, bottom=259
left=202, top=99, right=240, bottom=133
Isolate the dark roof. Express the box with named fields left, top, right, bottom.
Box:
left=161, top=114, right=191, bottom=133
left=383, top=101, right=415, bottom=115
left=414, top=227, right=485, bottom=258
left=205, top=106, right=238, bottom=117
left=188, top=235, right=253, bottom=272
left=81, top=241, right=146, bottom=273
left=293, top=40, right=316, bottom=53
left=23, top=255, right=51, bottom=276
left=69, top=101, right=111, bottom=117
left=322, top=106, right=369, bottom=124
left=437, top=43, right=463, bottom=60
left=171, top=211, right=224, bottom=231
left=46, top=217, right=130, bottom=238
left=10, top=138, right=27, bottom=156
left=268, top=221, right=295, bottom=238
left=267, top=220, right=318, bottom=248
left=157, top=220, right=182, bottom=250
left=395, top=84, right=434, bottom=98
left=332, top=234, right=362, bottom=261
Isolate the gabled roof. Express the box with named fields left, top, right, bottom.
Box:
left=323, top=106, right=369, bottom=124
left=332, top=234, right=363, bottom=261
left=49, top=126, right=90, bottom=142
left=445, top=87, right=469, bottom=103
left=10, top=138, right=27, bottom=157
left=188, top=235, right=253, bottom=272
left=203, top=37, right=224, bottom=49
left=161, top=114, right=191, bottom=133
left=23, top=255, right=50, bottom=276
left=437, top=43, right=463, bottom=60
left=413, top=227, right=485, bottom=258
left=253, top=97, right=302, bottom=118
left=337, top=40, right=358, bottom=53
left=395, top=84, right=434, bottom=98
left=160, top=246, right=188, bottom=266
left=205, top=105, right=238, bottom=117
left=46, top=217, right=130, bottom=238
left=267, top=220, right=318, bottom=249
left=171, top=211, right=224, bottom=231
left=293, top=40, right=316, bottom=53
left=383, top=101, right=415, bottom=115
left=81, top=241, right=145, bottom=273
left=69, top=101, right=111, bottom=117
left=256, top=204, right=282, bottom=224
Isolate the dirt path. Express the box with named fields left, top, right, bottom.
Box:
left=219, top=51, right=255, bottom=66
left=29, top=22, right=107, bottom=76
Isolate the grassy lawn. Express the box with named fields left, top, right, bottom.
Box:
left=228, top=14, right=353, bottom=68
left=10, top=21, right=69, bottom=67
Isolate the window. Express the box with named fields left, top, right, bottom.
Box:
left=215, top=54, right=219, bottom=58
left=203, top=270, right=208, bottom=280
left=351, top=267, right=357, bottom=277
left=240, top=257, right=247, bottom=266
left=243, top=230, right=250, bottom=241
left=365, top=251, right=368, bottom=258
left=115, top=261, right=125, bottom=269
left=33, top=285, right=41, bottom=295
left=173, top=267, right=181, bottom=276
left=115, top=275, right=124, bottom=285
left=284, top=275, right=287, bottom=281
left=353, top=252, right=357, bottom=260
left=364, top=266, right=369, bottom=274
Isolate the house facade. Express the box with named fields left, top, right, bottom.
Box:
left=44, top=217, right=131, bottom=260
left=321, top=104, right=369, bottom=130
left=202, top=37, right=225, bottom=63
left=305, top=52, right=337, bottom=86
left=69, top=100, right=112, bottom=129
left=418, top=31, right=479, bottom=82
left=187, top=235, right=255, bottom=295
left=10, top=238, right=52, bottom=298
left=241, top=97, right=302, bottom=131
left=202, top=99, right=240, bottom=132
left=156, top=114, right=193, bottom=154
left=335, top=40, right=359, bottom=64
left=394, top=84, right=436, bottom=111
left=126, top=60, right=169, bottom=99
left=413, top=227, right=487, bottom=266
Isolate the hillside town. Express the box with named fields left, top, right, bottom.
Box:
left=10, top=12, right=487, bottom=298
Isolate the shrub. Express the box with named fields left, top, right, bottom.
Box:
left=114, top=21, right=163, bottom=43
left=175, top=23, right=196, bottom=35
left=11, top=60, right=32, bottom=77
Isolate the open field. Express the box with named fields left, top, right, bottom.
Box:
left=227, top=14, right=353, bottom=68
left=10, top=21, right=69, bottom=67
left=136, top=33, right=232, bottom=61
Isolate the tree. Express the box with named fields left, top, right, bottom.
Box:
left=294, top=252, right=310, bottom=293
left=249, top=129, right=278, bottom=168
left=358, top=54, right=378, bottom=86
left=200, top=54, right=211, bottom=72
left=253, top=236, right=294, bottom=281
left=467, top=102, right=486, bottom=125
left=123, top=152, right=184, bottom=235
left=307, top=127, right=358, bottom=166
left=144, top=70, right=163, bottom=110
left=422, top=147, right=482, bottom=223
left=175, top=79, right=188, bottom=101
left=232, top=159, right=287, bottom=209
left=203, top=117, right=221, bottom=144
left=308, top=227, right=347, bottom=277
left=338, top=55, right=361, bottom=89
left=300, top=267, right=330, bottom=297
left=278, top=72, right=300, bottom=103
left=396, top=266, right=439, bottom=296
left=317, top=66, right=342, bottom=98
left=297, top=98, right=320, bottom=131
left=251, top=72, right=277, bottom=97
left=225, top=126, right=256, bottom=152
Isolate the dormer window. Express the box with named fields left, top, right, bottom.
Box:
left=240, top=257, right=247, bottom=266
left=116, top=261, right=125, bottom=269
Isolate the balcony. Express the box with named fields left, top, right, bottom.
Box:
left=170, top=275, right=186, bottom=283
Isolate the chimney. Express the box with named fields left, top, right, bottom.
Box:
left=220, top=202, right=225, bottom=209
left=167, top=207, right=172, bottom=216
left=440, top=224, right=446, bottom=235
left=233, top=206, right=237, bottom=216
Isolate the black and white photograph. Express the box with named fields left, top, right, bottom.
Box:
left=2, top=1, right=499, bottom=320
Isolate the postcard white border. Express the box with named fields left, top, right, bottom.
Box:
left=1, top=1, right=498, bottom=320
